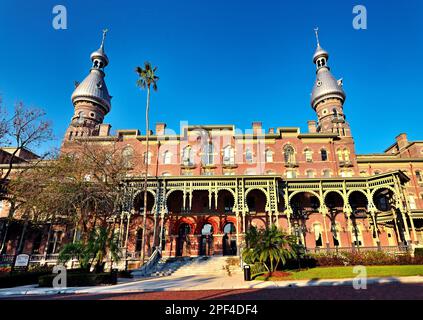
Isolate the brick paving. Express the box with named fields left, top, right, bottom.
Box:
left=2, top=282, right=423, bottom=300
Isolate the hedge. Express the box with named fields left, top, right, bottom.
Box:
left=0, top=271, right=52, bottom=289
left=415, top=248, right=423, bottom=257
left=38, top=272, right=117, bottom=287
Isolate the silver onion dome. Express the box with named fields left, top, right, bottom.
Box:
left=311, top=68, right=346, bottom=108
left=313, top=44, right=329, bottom=63
left=71, top=69, right=111, bottom=113
left=71, top=29, right=112, bottom=113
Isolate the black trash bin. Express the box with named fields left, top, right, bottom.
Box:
left=243, top=265, right=251, bottom=281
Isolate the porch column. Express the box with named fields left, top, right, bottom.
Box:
left=284, top=208, right=292, bottom=235
left=392, top=209, right=403, bottom=245
left=159, top=211, right=165, bottom=252
left=235, top=211, right=240, bottom=255
left=242, top=211, right=246, bottom=233
left=408, top=212, right=418, bottom=244
left=343, top=205, right=353, bottom=248
left=268, top=211, right=273, bottom=227
left=400, top=210, right=412, bottom=244
left=369, top=209, right=381, bottom=248
left=274, top=211, right=279, bottom=228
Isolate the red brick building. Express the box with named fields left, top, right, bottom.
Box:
left=1, top=32, right=422, bottom=263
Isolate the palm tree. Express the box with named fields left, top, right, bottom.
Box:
left=242, top=225, right=299, bottom=273
left=135, top=62, right=159, bottom=264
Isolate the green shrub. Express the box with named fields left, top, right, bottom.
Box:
left=38, top=272, right=117, bottom=287
left=0, top=271, right=51, bottom=289
left=414, top=248, right=423, bottom=257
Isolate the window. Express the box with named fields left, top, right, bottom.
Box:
left=163, top=150, right=172, bottom=164
left=416, top=171, right=422, bottom=182
left=360, top=171, right=367, bottom=177
left=337, top=149, right=343, bottom=161
left=266, top=170, right=276, bottom=175
left=245, top=169, right=256, bottom=175
left=223, top=146, right=235, bottom=165
left=409, top=196, right=417, bottom=209
left=321, top=149, right=328, bottom=161
left=122, top=147, right=134, bottom=168
left=284, top=145, right=295, bottom=164
left=306, top=170, right=314, bottom=178
left=245, top=148, right=253, bottom=164
left=286, top=170, right=297, bottom=179
left=143, top=151, right=152, bottom=165
left=162, top=172, right=171, bottom=176
left=344, top=149, right=350, bottom=162
left=323, top=170, right=331, bottom=178
left=265, top=149, right=273, bottom=163
left=304, top=149, right=313, bottom=162
left=202, top=143, right=214, bottom=165
left=182, top=146, right=193, bottom=165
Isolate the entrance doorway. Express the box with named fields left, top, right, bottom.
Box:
left=199, top=223, right=213, bottom=256
left=176, top=223, right=191, bottom=256
left=222, top=222, right=237, bottom=256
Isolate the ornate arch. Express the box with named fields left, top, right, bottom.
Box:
left=288, top=190, right=322, bottom=207
left=244, top=187, right=270, bottom=210
left=323, top=190, right=346, bottom=204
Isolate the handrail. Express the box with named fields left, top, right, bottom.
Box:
left=134, top=246, right=162, bottom=276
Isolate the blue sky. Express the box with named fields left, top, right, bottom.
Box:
left=0, top=0, right=422, bottom=154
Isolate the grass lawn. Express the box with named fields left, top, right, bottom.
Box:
left=254, top=265, right=423, bottom=281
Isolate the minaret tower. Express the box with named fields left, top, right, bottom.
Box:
left=311, top=28, right=351, bottom=137
left=65, top=29, right=112, bottom=141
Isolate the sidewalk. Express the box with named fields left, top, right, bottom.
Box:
left=1, top=274, right=423, bottom=297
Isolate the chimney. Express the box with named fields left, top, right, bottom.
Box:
left=307, top=120, right=317, bottom=133
left=156, top=122, right=166, bottom=135
left=395, top=133, right=408, bottom=150
left=99, top=124, right=111, bottom=136
left=252, top=121, right=263, bottom=135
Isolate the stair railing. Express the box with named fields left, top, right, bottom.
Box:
left=136, top=246, right=162, bottom=276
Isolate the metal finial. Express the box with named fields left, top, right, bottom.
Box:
left=100, top=28, right=108, bottom=50
left=314, top=27, right=320, bottom=46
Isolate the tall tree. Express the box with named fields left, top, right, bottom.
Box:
left=135, top=62, right=159, bottom=263
left=8, top=140, right=130, bottom=258
left=0, top=99, right=53, bottom=253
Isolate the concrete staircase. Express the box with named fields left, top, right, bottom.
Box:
left=132, top=256, right=242, bottom=278
left=172, top=256, right=242, bottom=277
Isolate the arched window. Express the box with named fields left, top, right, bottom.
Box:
left=306, top=170, right=314, bottom=178
left=343, top=149, right=350, bottom=162
left=182, top=146, right=193, bottom=165
left=203, top=143, right=214, bottom=165
left=265, top=149, right=273, bottom=163
left=323, top=169, right=331, bottom=178
left=161, top=172, right=171, bottom=176
left=223, top=146, right=235, bottom=165
left=245, top=169, right=256, bottom=175
left=337, top=149, right=343, bottom=161
left=286, top=170, right=297, bottom=179
left=333, top=108, right=338, bottom=117
left=321, top=149, right=328, bottom=161
left=265, top=170, right=275, bottom=175
left=163, top=150, right=172, bottom=164
left=409, top=195, right=417, bottom=209
left=245, top=148, right=253, bottom=164
left=416, top=171, right=422, bottom=182
left=284, top=145, right=295, bottom=164
left=122, top=147, right=134, bottom=168
left=304, top=149, right=313, bottom=162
